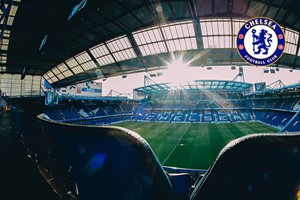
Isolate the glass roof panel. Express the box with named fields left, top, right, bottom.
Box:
left=174, top=40, right=181, bottom=51
left=185, top=38, right=192, bottom=49
left=133, top=26, right=167, bottom=56
left=96, top=55, right=114, bottom=66
left=106, top=35, right=137, bottom=62
left=51, top=76, right=58, bottom=82
left=162, top=26, right=173, bottom=40
left=200, top=22, right=207, bottom=35
left=134, top=34, right=142, bottom=45
left=9, top=5, right=18, bottom=16
left=202, top=37, right=208, bottom=48
left=0, top=45, right=8, bottom=51
left=57, top=63, right=69, bottom=72
left=6, top=16, right=14, bottom=25
left=81, top=61, right=97, bottom=70
left=57, top=73, right=65, bottom=80
left=47, top=71, right=55, bottom=78
left=284, top=28, right=299, bottom=55
left=206, top=22, right=213, bottom=35
left=43, top=74, right=49, bottom=80
left=90, top=43, right=109, bottom=57
left=285, top=28, right=299, bottom=44
left=75, top=52, right=91, bottom=64
left=233, top=21, right=241, bottom=35
left=224, top=36, right=231, bottom=48
left=224, top=21, right=231, bottom=34
left=217, top=21, right=224, bottom=34
left=169, top=26, right=178, bottom=38
left=159, top=21, right=198, bottom=52
left=142, top=32, right=151, bottom=43
left=62, top=70, right=73, bottom=78
left=212, top=22, right=218, bottom=34
left=0, top=1, right=21, bottom=71
left=52, top=68, right=60, bottom=75
left=72, top=66, right=84, bottom=74
left=66, top=58, right=78, bottom=68
left=200, top=18, right=244, bottom=49
left=179, top=38, right=187, bottom=50
left=47, top=78, right=53, bottom=84
left=187, top=24, right=195, bottom=37
left=147, top=31, right=156, bottom=42
left=177, top=26, right=184, bottom=38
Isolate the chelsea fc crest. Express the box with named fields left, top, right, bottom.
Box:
left=237, top=17, right=285, bottom=66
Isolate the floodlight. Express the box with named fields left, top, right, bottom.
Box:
left=239, top=67, right=243, bottom=73
left=157, top=72, right=163, bottom=76
left=263, top=69, right=269, bottom=73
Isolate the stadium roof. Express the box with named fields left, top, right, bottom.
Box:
left=134, top=80, right=253, bottom=94
left=2, top=0, right=300, bottom=87
left=251, top=82, right=300, bottom=95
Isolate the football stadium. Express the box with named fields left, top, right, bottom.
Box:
left=1, top=0, right=300, bottom=200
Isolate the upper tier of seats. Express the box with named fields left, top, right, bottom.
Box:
left=250, top=97, right=300, bottom=111
left=44, top=101, right=138, bottom=121
left=6, top=93, right=300, bottom=132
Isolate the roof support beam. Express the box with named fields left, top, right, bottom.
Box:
left=85, top=49, right=105, bottom=78
left=188, top=0, right=203, bottom=49
left=227, top=0, right=234, bottom=13
left=126, top=33, right=147, bottom=69
left=0, top=0, right=12, bottom=40
left=97, top=9, right=130, bottom=33
left=192, top=19, right=203, bottom=49
left=103, top=42, right=123, bottom=74
left=261, top=0, right=274, bottom=16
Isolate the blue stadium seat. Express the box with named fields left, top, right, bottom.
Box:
left=37, top=114, right=174, bottom=200
left=190, top=133, right=300, bottom=200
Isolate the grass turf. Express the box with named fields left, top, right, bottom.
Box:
left=114, top=122, right=278, bottom=169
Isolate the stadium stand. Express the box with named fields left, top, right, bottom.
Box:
left=3, top=0, right=300, bottom=199
left=5, top=89, right=300, bottom=200
left=247, top=91, right=300, bottom=131
left=7, top=87, right=300, bottom=133
left=252, top=110, right=295, bottom=128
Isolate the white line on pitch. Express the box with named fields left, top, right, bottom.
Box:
left=162, top=124, right=191, bottom=165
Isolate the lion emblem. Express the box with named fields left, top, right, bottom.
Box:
left=252, top=29, right=273, bottom=55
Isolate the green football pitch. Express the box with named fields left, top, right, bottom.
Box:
left=114, top=122, right=278, bottom=169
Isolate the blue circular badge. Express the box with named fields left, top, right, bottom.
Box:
left=237, top=17, right=285, bottom=66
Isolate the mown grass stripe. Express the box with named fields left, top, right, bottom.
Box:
left=162, top=124, right=191, bottom=165
left=114, top=121, right=278, bottom=169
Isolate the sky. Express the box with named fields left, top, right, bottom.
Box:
left=99, top=64, right=300, bottom=96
